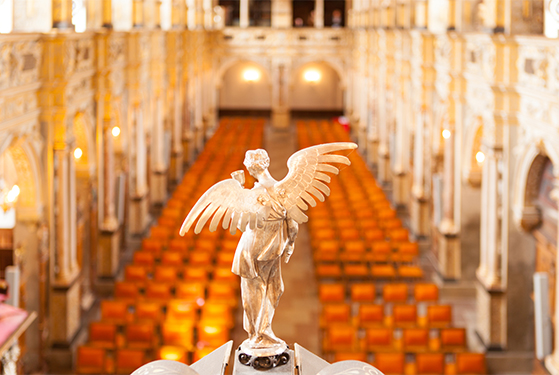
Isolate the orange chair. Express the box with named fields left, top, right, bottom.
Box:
left=314, top=228, right=337, bottom=242
left=154, top=265, right=179, bottom=284
left=371, top=264, right=396, bottom=279
left=392, top=304, right=417, bottom=327
left=402, top=328, right=429, bottom=352
left=89, top=322, right=117, bottom=349
left=318, top=283, right=346, bottom=303
left=320, top=303, right=351, bottom=326
left=169, top=238, right=190, bottom=254
left=183, top=266, right=209, bottom=282
left=350, top=283, right=376, bottom=303
left=114, top=281, right=140, bottom=302
left=135, top=301, right=163, bottom=323
left=215, top=251, right=235, bottom=266
left=374, top=353, right=405, bottom=375
left=167, top=300, right=197, bottom=323
left=197, top=322, right=230, bottom=347
left=414, top=284, right=439, bottom=302
left=416, top=353, right=445, bottom=374
left=323, top=325, right=358, bottom=352
left=200, top=302, right=234, bottom=328
left=395, top=242, right=419, bottom=262
left=339, top=228, right=361, bottom=242
left=115, top=349, right=145, bottom=374
left=441, top=328, right=466, bottom=351
left=151, top=225, right=171, bottom=240
left=212, top=266, right=239, bottom=285
left=357, top=304, right=384, bottom=327
left=455, top=353, right=486, bottom=374
left=364, top=229, right=384, bottom=242
left=100, top=300, right=129, bottom=324
left=126, top=322, right=156, bottom=349
left=316, top=263, right=343, bottom=279
left=207, top=282, right=238, bottom=307
left=343, top=264, right=369, bottom=279
left=369, top=242, right=392, bottom=262
left=162, top=322, right=195, bottom=350
left=145, top=283, right=172, bottom=302
left=133, top=251, right=156, bottom=271
left=189, top=252, right=214, bottom=268
left=161, top=251, right=185, bottom=267
left=364, top=328, right=393, bottom=351
left=76, top=346, right=106, bottom=374
left=124, top=265, right=148, bottom=286
left=176, top=282, right=206, bottom=304
left=314, top=241, right=340, bottom=262
left=388, top=228, right=409, bottom=243
left=398, top=265, right=424, bottom=279
left=427, top=305, right=452, bottom=327
left=383, top=284, right=408, bottom=303
left=141, top=238, right=164, bottom=258
left=158, top=346, right=187, bottom=363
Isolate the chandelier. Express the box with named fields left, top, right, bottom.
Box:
left=0, top=179, right=20, bottom=212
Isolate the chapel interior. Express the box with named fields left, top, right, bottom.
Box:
left=0, top=0, right=558, bottom=374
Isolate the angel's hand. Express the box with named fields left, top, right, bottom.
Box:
left=283, top=242, right=294, bottom=263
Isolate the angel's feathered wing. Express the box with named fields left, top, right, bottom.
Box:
left=179, top=179, right=271, bottom=236
left=275, top=142, right=358, bottom=224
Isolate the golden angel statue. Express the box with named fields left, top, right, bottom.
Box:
left=180, top=142, right=357, bottom=368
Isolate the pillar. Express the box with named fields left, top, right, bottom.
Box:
left=271, top=58, right=290, bottom=128
left=133, top=0, right=144, bottom=27
left=52, top=0, right=73, bottom=29
left=102, top=0, right=112, bottom=27
left=545, top=179, right=559, bottom=374
left=271, top=0, right=292, bottom=28
left=314, top=0, right=324, bottom=28
left=411, top=107, right=430, bottom=237
left=240, top=0, right=249, bottom=28
left=151, top=97, right=168, bottom=205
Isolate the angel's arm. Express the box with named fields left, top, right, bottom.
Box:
left=284, top=217, right=299, bottom=263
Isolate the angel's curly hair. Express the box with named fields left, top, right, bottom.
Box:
left=244, top=149, right=270, bottom=171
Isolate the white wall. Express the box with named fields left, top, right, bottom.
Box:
left=290, top=62, right=343, bottom=110
left=219, top=62, right=272, bottom=109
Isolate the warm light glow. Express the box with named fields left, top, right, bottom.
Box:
left=476, top=151, right=486, bottom=164
left=303, top=69, right=321, bottom=82
left=442, top=129, right=451, bottom=139
left=203, top=326, right=220, bottom=334
left=112, top=126, right=121, bottom=137
left=6, top=185, right=20, bottom=203
left=196, top=297, right=205, bottom=307
left=243, top=68, right=261, bottom=82
left=74, top=147, right=83, bottom=159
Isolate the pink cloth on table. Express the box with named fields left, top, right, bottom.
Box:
left=0, top=303, right=28, bottom=346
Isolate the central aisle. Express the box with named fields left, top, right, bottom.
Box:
left=231, top=121, right=321, bottom=353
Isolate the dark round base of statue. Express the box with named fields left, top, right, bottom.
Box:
left=238, top=351, right=290, bottom=370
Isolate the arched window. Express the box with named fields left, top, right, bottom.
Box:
left=0, top=0, right=14, bottom=33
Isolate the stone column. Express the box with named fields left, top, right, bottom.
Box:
left=102, top=0, right=113, bottom=27
left=240, top=0, right=250, bottom=28
left=271, top=59, right=291, bottom=128
left=52, top=0, right=73, bottom=29
left=167, top=28, right=184, bottom=188
left=129, top=104, right=149, bottom=235
left=546, top=179, right=559, bottom=374
left=151, top=97, right=168, bottom=205
left=133, top=0, right=144, bottom=27
left=271, top=0, right=292, bottom=28
left=376, top=30, right=392, bottom=185
left=314, top=0, right=324, bottom=28
left=411, top=107, right=430, bottom=236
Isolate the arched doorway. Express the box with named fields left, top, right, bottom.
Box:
left=218, top=60, right=272, bottom=112
left=290, top=61, right=343, bottom=113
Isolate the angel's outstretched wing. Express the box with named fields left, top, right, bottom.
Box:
left=180, top=179, right=271, bottom=236
left=275, top=142, right=357, bottom=224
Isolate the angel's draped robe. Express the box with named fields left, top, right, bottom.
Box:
left=231, top=191, right=287, bottom=344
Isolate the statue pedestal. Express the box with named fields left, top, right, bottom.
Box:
left=131, top=341, right=383, bottom=375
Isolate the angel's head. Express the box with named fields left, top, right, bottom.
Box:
left=244, top=149, right=270, bottom=178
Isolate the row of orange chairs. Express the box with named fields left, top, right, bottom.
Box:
left=315, top=263, right=424, bottom=280
left=329, top=352, right=486, bottom=375
left=321, top=302, right=453, bottom=329
left=319, top=283, right=439, bottom=304
left=323, top=325, right=467, bottom=353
